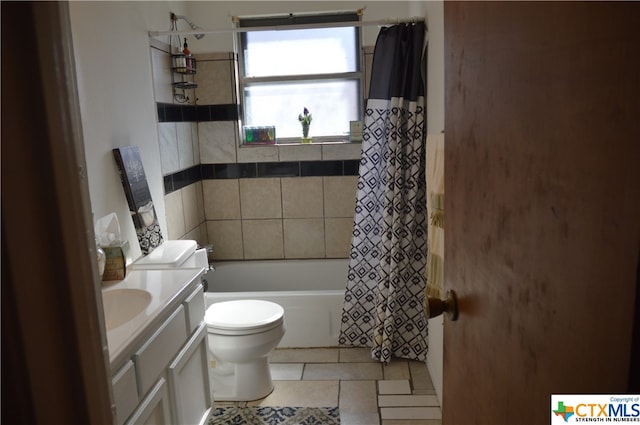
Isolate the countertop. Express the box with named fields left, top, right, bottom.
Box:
left=102, top=267, right=205, bottom=368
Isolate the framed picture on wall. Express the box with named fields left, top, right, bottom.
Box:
left=113, top=146, right=163, bottom=255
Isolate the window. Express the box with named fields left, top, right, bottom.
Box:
left=237, top=12, right=363, bottom=143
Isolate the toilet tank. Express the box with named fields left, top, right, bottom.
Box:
left=130, top=240, right=206, bottom=269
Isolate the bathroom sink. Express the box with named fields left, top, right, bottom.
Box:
left=103, top=289, right=152, bottom=330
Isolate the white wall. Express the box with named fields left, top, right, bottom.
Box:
left=182, top=1, right=413, bottom=53
left=406, top=0, right=444, bottom=405
left=421, top=1, right=446, bottom=407
left=70, top=1, right=186, bottom=261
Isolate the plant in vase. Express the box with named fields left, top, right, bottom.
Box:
left=298, top=107, right=312, bottom=143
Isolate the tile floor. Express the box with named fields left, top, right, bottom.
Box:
left=215, top=347, right=442, bottom=425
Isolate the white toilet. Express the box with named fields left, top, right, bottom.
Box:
left=204, top=299, right=286, bottom=401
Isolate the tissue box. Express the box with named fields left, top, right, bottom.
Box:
left=102, top=241, right=130, bottom=281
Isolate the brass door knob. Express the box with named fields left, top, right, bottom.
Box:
left=426, top=290, right=459, bottom=321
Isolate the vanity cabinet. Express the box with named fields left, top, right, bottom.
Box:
left=111, top=280, right=212, bottom=425
left=112, top=361, right=138, bottom=424
left=125, top=378, right=172, bottom=425
left=168, top=323, right=210, bottom=425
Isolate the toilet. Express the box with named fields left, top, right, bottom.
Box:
left=130, top=241, right=286, bottom=401
left=204, top=299, right=286, bottom=401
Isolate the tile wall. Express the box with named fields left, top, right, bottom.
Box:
left=151, top=41, right=375, bottom=260
left=159, top=121, right=205, bottom=241
left=204, top=175, right=358, bottom=259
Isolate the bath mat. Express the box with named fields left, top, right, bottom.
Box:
left=209, top=406, right=340, bottom=425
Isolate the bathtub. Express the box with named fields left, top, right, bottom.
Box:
left=203, top=259, right=348, bottom=348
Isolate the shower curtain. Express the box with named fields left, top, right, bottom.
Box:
left=339, top=22, right=428, bottom=363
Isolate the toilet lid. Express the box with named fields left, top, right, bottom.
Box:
left=205, top=300, right=284, bottom=331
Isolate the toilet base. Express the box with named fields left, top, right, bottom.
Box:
left=209, top=357, right=275, bottom=401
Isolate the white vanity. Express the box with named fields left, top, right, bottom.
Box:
left=103, top=267, right=212, bottom=425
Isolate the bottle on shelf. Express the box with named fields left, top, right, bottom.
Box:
left=183, top=37, right=195, bottom=73
left=182, top=37, right=190, bottom=55
left=173, top=41, right=186, bottom=73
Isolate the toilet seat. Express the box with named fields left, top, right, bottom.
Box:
left=205, top=300, right=284, bottom=336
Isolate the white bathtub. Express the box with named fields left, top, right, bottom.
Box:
left=203, top=259, right=348, bottom=348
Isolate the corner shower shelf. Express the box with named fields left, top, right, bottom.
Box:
left=171, top=53, right=197, bottom=103
left=171, top=54, right=197, bottom=74
left=173, top=81, right=198, bottom=90
left=171, top=67, right=196, bottom=75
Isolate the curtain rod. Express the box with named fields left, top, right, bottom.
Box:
left=148, top=17, right=425, bottom=38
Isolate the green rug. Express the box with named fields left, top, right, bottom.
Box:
left=209, top=406, right=340, bottom=425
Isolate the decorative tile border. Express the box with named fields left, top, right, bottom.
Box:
left=203, top=160, right=360, bottom=180
left=158, top=101, right=360, bottom=195
left=156, top=102, right=238, bottom=123
left=163, top=165, right=201, bottom=194
left=164, top=160, right=360, bottom=194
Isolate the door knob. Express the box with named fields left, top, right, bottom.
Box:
left=425, top=290, right=459, bottom=321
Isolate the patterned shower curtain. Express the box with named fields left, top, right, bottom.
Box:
left=339, top=22, right=428, bottom=364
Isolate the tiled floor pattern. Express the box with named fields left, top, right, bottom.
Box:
left=215, top=347, right=441, bottom=425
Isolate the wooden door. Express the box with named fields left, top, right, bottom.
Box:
left=443, top=2, right=640, bottom=424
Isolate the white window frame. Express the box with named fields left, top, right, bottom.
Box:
left=236, top=11, right=364, bottom=145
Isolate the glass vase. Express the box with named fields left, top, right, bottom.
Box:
left=301, top=123, right=311, bottom=143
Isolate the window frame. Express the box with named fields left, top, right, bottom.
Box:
left=236, top=11, right=364, bottom=145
